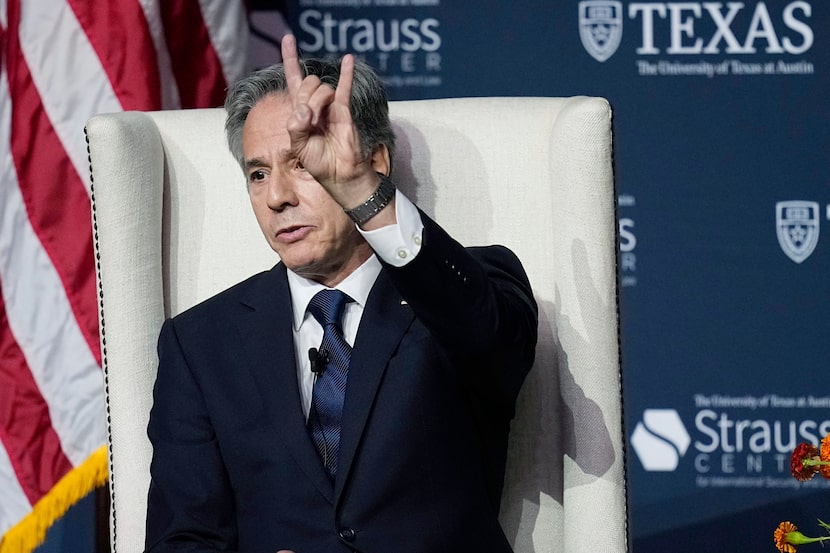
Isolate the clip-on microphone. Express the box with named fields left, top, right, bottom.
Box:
left=308, top=347, right=329, bottom=375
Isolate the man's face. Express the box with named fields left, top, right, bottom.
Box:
left=242, top=93, right=372, bottom=286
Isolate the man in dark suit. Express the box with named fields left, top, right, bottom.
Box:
left=145, top=35, right=537, bottom=553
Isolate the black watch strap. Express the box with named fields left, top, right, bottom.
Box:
left=344, top=173, right=396, bottom=225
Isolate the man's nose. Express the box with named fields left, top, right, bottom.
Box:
left=266, top=173, right=299, bottom=211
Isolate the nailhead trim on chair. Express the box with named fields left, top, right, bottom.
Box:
left=85, top=126, right=118, bottom=552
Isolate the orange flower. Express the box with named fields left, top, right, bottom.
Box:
left=773, top=521, right=830, bottom=552
left=791, top=443, right=820, bottom=481
left=820, top=433, right=830, bottom=479
left=775, top=521, right=798, bottom=553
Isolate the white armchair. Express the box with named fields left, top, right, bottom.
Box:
left=86, top=96, right=627, bottom=553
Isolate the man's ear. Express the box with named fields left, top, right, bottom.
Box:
left=369, top=144, right=391, bottom=176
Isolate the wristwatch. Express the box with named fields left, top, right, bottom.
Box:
left=344, top=173, right=396, bottom=225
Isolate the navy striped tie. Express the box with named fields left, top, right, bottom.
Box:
left=307, top=289, right=352, bottom=477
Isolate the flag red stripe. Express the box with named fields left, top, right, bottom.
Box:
left=5, top=2, right=101, bottom=365
left=66, top=0, right=161, bottom=110
left=2, top=0, right=248, bottom=537
left=0, top=287, right=73, bottom=504
left=160, top=1, right=228, bottom=108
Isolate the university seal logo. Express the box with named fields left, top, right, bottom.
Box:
left=776, top=201, right=820, bottom=263
left=579, top=0, right=623, bottom=63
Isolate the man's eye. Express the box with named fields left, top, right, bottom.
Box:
left=249, top=170, right=266, bottom=182
left=295, top=160, right=306, bottom=171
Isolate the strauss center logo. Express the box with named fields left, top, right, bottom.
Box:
left=631, top=409, right=691, bottom=471
left=632, top=403, right=830, bottom=478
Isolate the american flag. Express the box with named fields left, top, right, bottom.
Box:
left=0, top=2, right=248, bottom=551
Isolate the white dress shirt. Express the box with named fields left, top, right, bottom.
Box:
left=288, top=190, right=423, bottom=417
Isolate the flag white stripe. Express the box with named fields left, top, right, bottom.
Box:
left=18, top=0, right=123, bottom=197
left=2, top=0, right=249, bottom=540
left=0, top=66, right=107, bottom=467
left=0, top=12, right=32, bottom=537
left=136, top=0, right=182, bottom=109
left=199, top=0, right=249, bottom=86
left=0, top=441, right=31, bottom=536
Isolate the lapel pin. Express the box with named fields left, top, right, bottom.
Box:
left=400, top=300, right=408, bottom=306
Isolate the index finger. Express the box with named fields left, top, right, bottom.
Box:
left=281, top=34, right=303, bottom=97
left=334, top=54, right=354, bottom=108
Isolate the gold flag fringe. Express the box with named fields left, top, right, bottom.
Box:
left=0, top=446, right=108, bottom=553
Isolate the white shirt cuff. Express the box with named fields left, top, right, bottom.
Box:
left=358, top=190, right=424, bottom=267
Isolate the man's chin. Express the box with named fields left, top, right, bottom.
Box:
left=282, top=256, right=325, bottom=279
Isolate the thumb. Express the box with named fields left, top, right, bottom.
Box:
left=286, top=103, right=313, bottom=142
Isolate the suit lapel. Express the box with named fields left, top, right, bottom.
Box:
left=334, top=269, right=415, bottom=501
left=233, top=264, right=334, bottom=502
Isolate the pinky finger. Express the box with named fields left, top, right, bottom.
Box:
left=334, top=54, right=355, bottom=107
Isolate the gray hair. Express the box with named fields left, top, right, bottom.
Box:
left=224, top=57, right=396, bottom=171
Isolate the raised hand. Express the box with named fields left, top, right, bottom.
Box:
left=280, top=34, right=378, bottom=208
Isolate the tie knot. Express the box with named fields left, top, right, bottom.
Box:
left=308, top=289, right=351, bottom=328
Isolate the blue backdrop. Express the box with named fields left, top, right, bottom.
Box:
left=273, top=1, right=829, bottom=551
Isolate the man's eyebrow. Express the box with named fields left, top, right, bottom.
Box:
left=243, top=157, right=270, bottom=172
left=243, top=150, right=294, bottom=171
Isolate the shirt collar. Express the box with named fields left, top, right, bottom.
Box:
left=286, top=254, right=382, bottom=331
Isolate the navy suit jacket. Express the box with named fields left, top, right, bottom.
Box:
left=145, top=215, right=538, bottom=553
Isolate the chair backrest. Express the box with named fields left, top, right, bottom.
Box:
left=86, top=96, right=627, bottom=553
